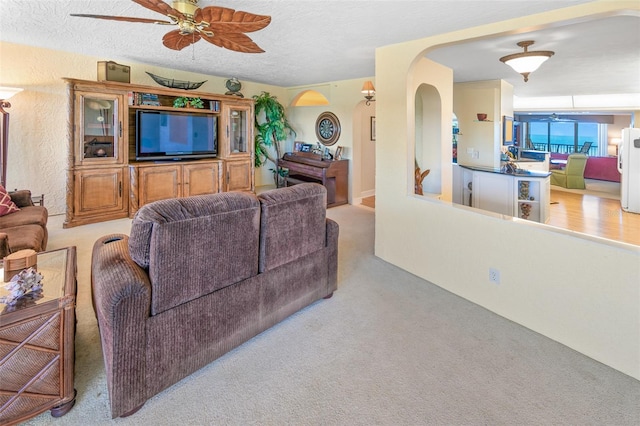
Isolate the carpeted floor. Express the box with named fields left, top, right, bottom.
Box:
left=22, top=206, right=640, bottom=425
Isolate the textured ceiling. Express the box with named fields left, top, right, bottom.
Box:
left=1, top=0, right=639, bottom=98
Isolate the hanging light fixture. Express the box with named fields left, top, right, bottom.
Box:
left=499, top=40, right=554, bottom=82
left=361, top=81, right=375, bottom=105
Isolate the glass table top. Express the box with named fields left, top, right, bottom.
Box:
left=0, top=249, right=68, bottom=315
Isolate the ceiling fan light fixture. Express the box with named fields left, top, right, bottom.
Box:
left=500, top=40, right=554, bottom=82
left=173, top=0, right=199, bottom=17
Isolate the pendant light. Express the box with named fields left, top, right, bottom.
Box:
left=500, top=40, right=554, bottom=82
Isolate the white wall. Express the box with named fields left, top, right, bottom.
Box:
left=359, top=103, right=376, bottom=197
left=375, top=1, right=640, bottom=380
left=0, top=41, right=286, bottom=214
left=454, top=80, right=512, bottom=169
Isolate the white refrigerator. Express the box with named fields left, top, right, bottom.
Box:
left=618, top=127, right=640, bottom=213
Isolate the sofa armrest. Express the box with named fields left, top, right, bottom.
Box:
left=91, top=234, right=152, bottom=418
left=325, top=218, right=339, bottom=294
left=9, top=190, right=34, bottom=208
left=0, top=233, right=9, bottom=258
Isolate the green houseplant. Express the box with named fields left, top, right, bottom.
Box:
left=253, top=92, right=296, bottom=187
left=173, top=96, right=204, bottom=109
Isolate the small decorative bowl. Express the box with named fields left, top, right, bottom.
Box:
left=477, top=113, right=488, bottom=121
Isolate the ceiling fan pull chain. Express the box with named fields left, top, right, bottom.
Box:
left=192, top=33, right=196, bottom=60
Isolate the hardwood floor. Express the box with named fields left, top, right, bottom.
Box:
left=361, top=196, right=375, bottom=208
left=360, top=191, right=640, bottom=246
left=548, top=189, right=640, bottom=246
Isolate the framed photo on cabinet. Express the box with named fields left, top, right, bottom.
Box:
left=335, top=146, right=343, bottom=160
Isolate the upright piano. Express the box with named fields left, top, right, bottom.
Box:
left=278, top=153, right=349, bottom=208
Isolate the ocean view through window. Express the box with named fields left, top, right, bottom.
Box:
left=526, top=121, right=600, bottom=155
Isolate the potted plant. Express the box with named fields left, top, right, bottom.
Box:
left=253, top=92, right=296, bottom=187
left=173, top=96, right=204, bottom=109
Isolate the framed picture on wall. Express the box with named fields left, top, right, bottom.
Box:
left=503, top=116, right=514, bottom=145
left=371, top=117, right=376, bottom=141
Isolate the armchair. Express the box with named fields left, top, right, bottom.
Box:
left=550, top=154, right=588, bottom=189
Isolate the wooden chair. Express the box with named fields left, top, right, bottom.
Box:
left=550, top=153, right=588, bottom=189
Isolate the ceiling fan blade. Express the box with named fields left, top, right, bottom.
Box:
left=163, top=29, right=201, bottom=51
left=201, top=32, right=265, bottom=53
left=70, top=14, right=172, bottom=24
left=133, top=0, right=185, bottom=20
left=197, top=6, right=271, bottom=33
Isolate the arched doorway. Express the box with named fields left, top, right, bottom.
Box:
left=414, top=83, right=442, bottom=195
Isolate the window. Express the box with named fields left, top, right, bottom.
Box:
left=524, top=121, right=600, bottom=155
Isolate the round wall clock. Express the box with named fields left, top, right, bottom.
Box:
left=315, top=112, right=341, bottom=146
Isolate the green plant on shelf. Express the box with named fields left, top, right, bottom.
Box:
left=173, top=96, right=204, bottom=109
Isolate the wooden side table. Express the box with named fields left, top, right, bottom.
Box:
left=0, top=247, right=77, bottom=425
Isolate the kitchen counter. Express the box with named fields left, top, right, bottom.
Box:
left=460, top=164, right=551, bottom=177
left=456, top=164, right=550, bottom=223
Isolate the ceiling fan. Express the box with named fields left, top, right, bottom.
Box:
left=526, top=113, right=576, bottom=122
left=548, top=113, right=577, bottom=122
left=71, top=0, right=271, bottom=53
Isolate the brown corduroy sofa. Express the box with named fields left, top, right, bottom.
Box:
left=0, top=190, right=48, bottom=258
left=91, top=183, right=338, bottom=418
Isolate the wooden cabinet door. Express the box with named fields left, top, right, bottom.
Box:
left=138, top=164, right=181, bottom=205
left=224, top=159, right=253, bottom=192
left=74, top=91, right=125, bottom=166
left=73, top=168, right=125, bottom=217
left=220, top=102, right=253, bottom=159
left=183, top=162, right=221, bottom=196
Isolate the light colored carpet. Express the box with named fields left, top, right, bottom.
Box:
left=22, top=206, right=640, bottom=425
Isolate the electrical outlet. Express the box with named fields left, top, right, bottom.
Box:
left=489, top=267, right=500, bottom=284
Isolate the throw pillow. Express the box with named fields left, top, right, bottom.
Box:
left=0, top=185, right=20, bottom=216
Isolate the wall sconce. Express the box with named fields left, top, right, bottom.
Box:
left=499, top=40, right=554, bottom=83
left=0, top=87, right=23, bottom=188
left=361, top=81, right=375, bottom=106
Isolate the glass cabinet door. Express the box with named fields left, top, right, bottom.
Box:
left=229, top=107, right=248, bottom=154
left=76, top=92, right=122, bottom=164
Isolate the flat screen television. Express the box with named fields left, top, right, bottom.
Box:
left=135, top=109, right=218, bottom=161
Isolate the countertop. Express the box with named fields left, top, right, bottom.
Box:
left=459, top=164, right=551, bottom=178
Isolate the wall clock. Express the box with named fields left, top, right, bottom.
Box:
left=315, top=112, right=341, bottom=146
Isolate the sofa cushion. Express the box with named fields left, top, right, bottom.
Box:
left=9, top=189, right=34, bottom=208
left=0, top=225, right=46, bottom=253
left=129, top=192, right=261, bottom=315
left=0, top=205, right=47, bottom=229
left=258, top=183, right=327, bottom=272
left=0, top=185, right=19, bottom=216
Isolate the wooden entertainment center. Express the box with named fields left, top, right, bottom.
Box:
left=63, top=78, right=254, bottom=228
